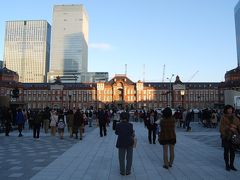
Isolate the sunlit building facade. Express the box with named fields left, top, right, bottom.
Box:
left=48, top=4, right=89, bottom=83
left=0, top=73, right=224, bottom=110
left=3, top=20, right=51, bottom=83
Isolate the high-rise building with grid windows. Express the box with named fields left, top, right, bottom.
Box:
left=235, top=1, right=240, bottom=66
left=48, top=4, right=89, bottom=83
left=3, top=20, right=51, bottom=83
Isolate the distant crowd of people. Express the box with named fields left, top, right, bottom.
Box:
left=0, top=106, right=111, bottom=140
left=0, top=105, right=240, bottom=174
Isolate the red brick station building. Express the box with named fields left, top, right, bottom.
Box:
left=1, top=66, right=240, bottom=110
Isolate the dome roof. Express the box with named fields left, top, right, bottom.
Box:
left=225, top=66, right=240, bottom=82
left=174, top=75, right=183, bottom=84
left=0, top=67, right=18, bottom=76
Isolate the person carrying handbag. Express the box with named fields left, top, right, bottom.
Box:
left=220, top=105, right=240, bottom=171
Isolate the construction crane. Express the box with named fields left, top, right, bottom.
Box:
left=187, top=70, right=199, bottom=82
left=143, top=64, right=145, bottom=82
left=162, top=64, right=165, bottom=82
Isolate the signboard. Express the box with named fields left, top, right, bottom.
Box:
left=234, top=96, right=240, bottom=108
left=173, top=84, right=185, bottom=90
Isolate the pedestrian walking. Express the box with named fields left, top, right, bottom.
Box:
left=50, top=110, right=58, bottom=136
left=146, top=110, right=157, bottom=144
left=115, top=112, right=135, bottom=176
left=66, top=110, right=74, bottom=137
left=88, top=110, right=93, bottom=127
left=57, top=110, right=65, bottom=139
left=15, top=108, right=26, bottom=137
left=43, top=107, right=51, bottom=134
left=33, top=110, right=42, bottom=139
left=98, top=109, right=107, bottom=137
left=158, top=107, right=176, bottom=169
left=73, top=109, right=84, bottom=140
left=3, top=107, right=12, bottom=136
left=220, top=104, right=240, bottom=171
left=185, top=109, right=193, bottom=131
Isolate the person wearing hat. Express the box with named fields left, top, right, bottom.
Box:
left=115, top=111, right=134, bottom=176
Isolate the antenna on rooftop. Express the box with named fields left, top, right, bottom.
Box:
left=162, top=64, right=165, bottom=82
left=143, top=64, right=145, bottom=82
left=125, top=64, right=127, bottom=76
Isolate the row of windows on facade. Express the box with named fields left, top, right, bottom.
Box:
left=5, top=47, right=47, bottom=54
left=1, top=89, right=221, bottom=96
left=98, top=89, right=220, bottom=95
left=27, top=102, right=207, bottom=110
left=5, top=42, right=46, bottom=47
left=143, top=84, right=217, bottom=88
left=12, top=94, right=219, bottom=103
left=6, top=33, right=47, bottom=42
left=20, top=96, right=92, bottom=102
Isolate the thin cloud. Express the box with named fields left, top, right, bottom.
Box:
left=89, top=43, right=112, bottom=51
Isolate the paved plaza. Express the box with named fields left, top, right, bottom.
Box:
left=0, top=122, right=240, bottom=180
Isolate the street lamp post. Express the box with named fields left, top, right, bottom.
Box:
left=167, top=74, right=174, bottom=107
left=180, top=90, right=185, bottom=109
left=68, top=91, right=73, bottom=110
left=68, top=95, right=72, bottom=110
left=197, top=96, right=201, bottom=109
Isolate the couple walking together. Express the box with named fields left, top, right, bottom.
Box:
left=115, top=107, right=176, bottom=175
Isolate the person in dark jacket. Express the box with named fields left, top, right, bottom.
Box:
left=146, top=110, right=157, bottom=144
left=98, top=109, right=107, bottom=137
left=185, top=110, right=193, bottom=131
left=73, top=109, right=84, bottom=140
left=3, top=107, right=12, bottom=136
left=33, top=110, right=43, bottom=139
left=158, top=107, right=176, bottom=169
left=220, top=105, right=240, bottom=171
left=15, top=108, right=25, bottom=137
left=43, top=107, right=51, bottom=134
left=115, top=111, right=134, bottom=176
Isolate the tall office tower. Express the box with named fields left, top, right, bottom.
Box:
left=48, top=4, right=89, bottom=83
left=0, top=61, right=3, bottom=68
left=3, top=20, right=51, bottom=83
left=235, top=0, right=240, bottom=66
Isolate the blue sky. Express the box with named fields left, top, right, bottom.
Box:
left=0, top=0, right=239, bottom=82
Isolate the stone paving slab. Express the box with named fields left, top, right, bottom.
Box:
left=31, top=122, right=240, bottom=180
left=0, top=126, right=94, bottom=180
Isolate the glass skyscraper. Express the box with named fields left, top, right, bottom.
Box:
left=235, top=0, right=240, bottom=66
left=48, top=4, right=89, bottom=83
left=3, top=20, right=51, bottom=83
